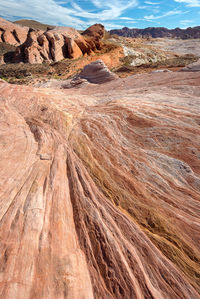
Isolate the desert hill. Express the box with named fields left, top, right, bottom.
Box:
left=13, top=19, right=54, bottom=31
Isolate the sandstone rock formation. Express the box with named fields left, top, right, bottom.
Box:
left=82, top=24, right=105, bottom=51
left=0, top=70, right=200, bottom=298
left=0, top=17, right=29, bottom=45
left=15, top=24, right=105, bottom=64
left=82, top=24, right=105, bottom=39
left=73, top=59, right=118, bottom=84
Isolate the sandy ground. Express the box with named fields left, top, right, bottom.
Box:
left=146, top=38, right=200, bottom=56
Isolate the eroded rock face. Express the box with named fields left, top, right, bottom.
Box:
left=15, top=25, right=105, bottom=64
left=0, top=17, right=29, bottom=45
left=0, top=20, right=106, bottom=64
left=15, top=30, right=46, bottom=64
left=0, top=70, right=200, bottom=298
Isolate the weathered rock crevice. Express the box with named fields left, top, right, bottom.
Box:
left=12, top=29, right=20, bottom=44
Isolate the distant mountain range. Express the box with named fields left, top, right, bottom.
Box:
left=109, top=26, right=200, bottom=39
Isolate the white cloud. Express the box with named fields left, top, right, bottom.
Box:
left=102, top=23, right=125, bottom=30
left=1, top=0, right=85, bottom=27
left=119, top=17, right=136, bottom=20
left=180, top=19, right=194, bottom=24
left=0, top=0, right=138, bottom=29
left=179, top=19, right=199, bottom=28
left=144, top=1, right=160, bottom=4
left=144, top=9, right=187, bottom=20
left=138, top=4, right=160, bottom=13
left=174, top=0, right=200, bottom=6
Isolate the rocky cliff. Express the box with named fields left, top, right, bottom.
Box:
left=0, top=67, right=200, bottom=298
left=110, top=26, right=200, bottom=39
left=14, top=24, right=105, bottom=64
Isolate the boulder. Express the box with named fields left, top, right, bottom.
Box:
left=75, top=59, right=118, bottom=84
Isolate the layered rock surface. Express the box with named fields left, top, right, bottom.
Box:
left=73, top=59, right=118, bottom=84
left=0, top=70, right=200, bottom=298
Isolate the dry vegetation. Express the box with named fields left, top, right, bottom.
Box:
left=0, top=33, right=199, bottom=84
left=113, top=53, right=199, bottom=77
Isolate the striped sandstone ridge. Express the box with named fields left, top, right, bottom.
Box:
left=0, top=70, right=200, bottom=298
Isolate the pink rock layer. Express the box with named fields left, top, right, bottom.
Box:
left=0, top=70, right=200, bottom=298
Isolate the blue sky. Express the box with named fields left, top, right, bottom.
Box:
left=1, top=0, right=200, bottom=30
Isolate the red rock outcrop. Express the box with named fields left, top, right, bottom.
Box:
left=0, top=70, right=200, bottom=298
left=14, top=24, right=105, bottom=64
left=0, top=17, right=29, bottom=46
left=82, top=24, right=105, bottom=52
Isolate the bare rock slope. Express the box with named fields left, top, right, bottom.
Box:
left=0, top=69, right=200, bottom=298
